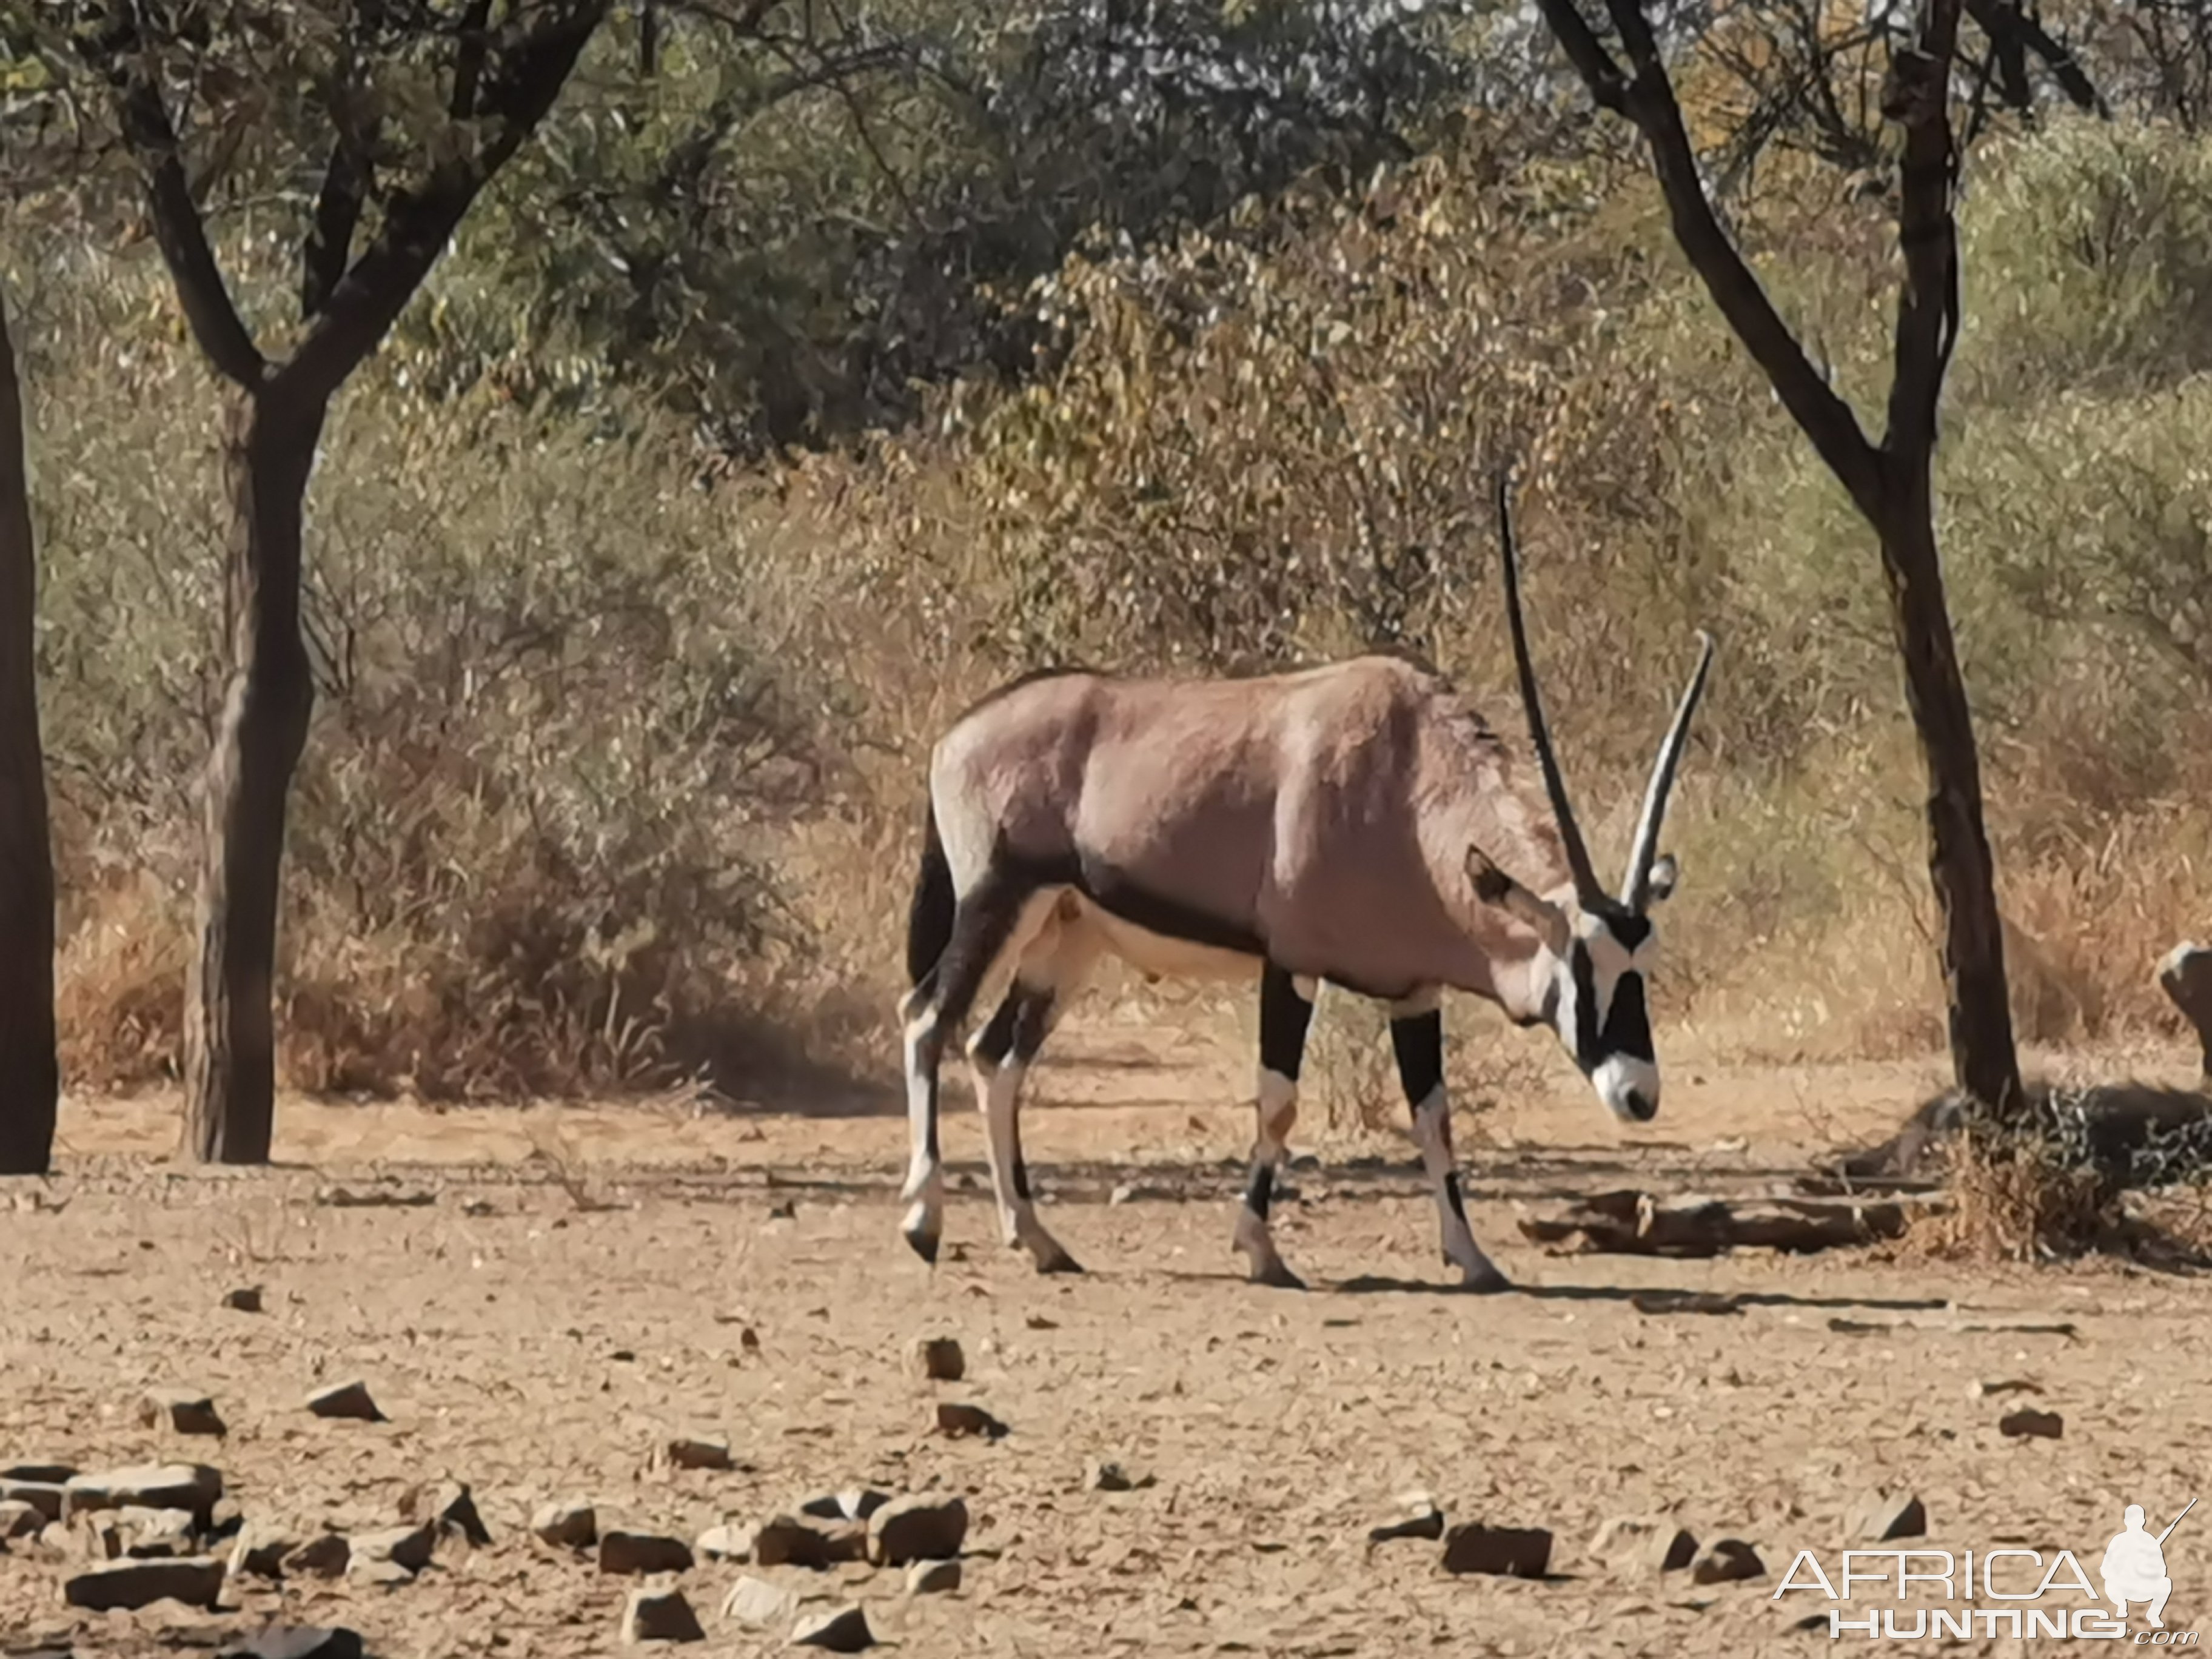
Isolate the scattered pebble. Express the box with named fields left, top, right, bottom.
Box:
left=800, top=1489, right=890, bottom=1523
left=599, top=1530, right=694, bottom=1575
left=227, top=1522, right=296, bottom=1580
left=790, top=1605, right=874, bottom=1652
left=623, top=1585, right=705, bottom=1644
left=910, top=1336, right=965, bottom=1382
left=283, top=1535, right=350, bottom=1578
left=723, top=1575, right=797, bottom=1629
left=663, top=1435, right=734, bottom=1472
left=1084, top=1458, right=1153, bottom=1493
left=1851, top=1491, right=1927, bottom=1541
left=401, top=1478, right=491, bottom=1547
left=139, top=1387, right=226, bottom=1438
left=63, top=1554, right=227, bottom=1611
left=2000, top=1408, right=2065, bottom=1439
left=1441, top=1522, right=1552, bottom=1578
left=935, top=1402, right=1008, bottom=1440
left=0, top=1499, right=41, bottom=1541
left=350, top=1522, right=435, bottom=1577
left=867, top=1493, right=969, bottom=1566
left=221, top=1287, right=264, bottom=1314
left=532, top=1500, right=597, bottom=1549
left=1692, top=1539, right=1766, bottom=1584
left=306, top=1381, right=384, bottom=1423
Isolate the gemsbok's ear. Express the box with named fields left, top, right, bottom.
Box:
left=1644, top=853, right=1680, bottom=905
left=1467, top=845, right=1572, bottom=955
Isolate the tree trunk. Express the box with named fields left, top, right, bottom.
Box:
left=0, top=290, right=59, bottom=1176
left=1877, top=460, right=2023, bottom=1118
left=181, top=389, right=324, bottom=1165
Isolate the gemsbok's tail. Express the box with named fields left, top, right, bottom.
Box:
left=904, top=797, right=956, bottom=988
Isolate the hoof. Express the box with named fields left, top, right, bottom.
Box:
left=902, top=1224, right=940, bottom=1265
left=1248, top=1260, right=1306, bottom=1292
left=1453, top=1265, right=1511, bottom=1295
left=1032, top=1245, right=1085, bottom=1275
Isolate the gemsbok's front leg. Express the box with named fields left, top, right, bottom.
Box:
left=1389, top=991, right=1509, bottom=1293
left=1235, top=964, right=1314, bottom=1289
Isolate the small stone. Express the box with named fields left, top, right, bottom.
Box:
left=63, top=1554, right=227, bottom=1611
left=1441, top=1523, right=1552, bottom=1578
left=0, top=1480, right=65, bottom=1522
left=216, top=1627, right=366, bottom=1659
left=2000, top=1408, right=2065, bottom=1439
left=227, top=1522, right=297, bottom=1579
left=401, top=1478, right=491, bottom=1546
left=306, top=1380, right=384, bottom=1422
left=695, top=1522, right=749, bottom=1561
left=352, top=1522, right=436, bottom=1575
left=790, top=1604, right=874, bottom=1652
left=282, top=1534, right=350, bottom=1578
left=1972, top=1377, right=2042, bottom=1398
left=1110, top=1183, right=1139, bottom=1205
left=663, top=1435, right=734, bottom=1472
left=598, top=1530, right=694, bottom=1575
left=0, top=1499, right=38, bottom=1545
left=1367, top=1509, right=1446, bottom=1544
left=1085, top=1458, right=1151, bottom=1493
left=622, top=1586, right=705, bottom=1643
left=532, top=1500, right=597, bottom=1549
left=63, top=1463, right=224, bottom=1527
left=139, top=1387, right=227, bottom=1438
left=907, top=1557, right=962, bottom=1594
left=751, top=1513, right=857, bottom=1569
left=909, top=1338, right=965, bottom=1381
left=221, top=1287, right=264, bottom=1314
left=934, top=1402, right=1007, bottom=1439
left=1851, top=1492, right=1927, bottom=1541
left=723, top=1575, right=797, bottom=1629
left=866, top=1493, right=969, bottom=1566
left=1691, top=1539, right=1766, bottom=1584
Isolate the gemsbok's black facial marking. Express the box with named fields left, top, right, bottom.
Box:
left=1601, top=970, right=1654, bottom=1064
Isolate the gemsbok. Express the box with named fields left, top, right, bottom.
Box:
left=896, top=473, right=1715, bottom=1290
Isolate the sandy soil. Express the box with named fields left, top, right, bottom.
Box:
left=4, top=1025, right=2210, bottom=1658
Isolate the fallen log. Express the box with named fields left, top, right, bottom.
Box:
left=1517, top=1188, right=1916, bottom=1258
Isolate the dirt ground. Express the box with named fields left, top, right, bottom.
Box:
left=4, top=1022, right=2211, bottom=1658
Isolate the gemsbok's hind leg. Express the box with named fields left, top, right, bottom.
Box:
left=1389, top=991, right=1509, bottom=1293
left=899, top=870, right=1035, bottom=1264
left=1235, top=964, right=1315, bottom=1289
left=966, top=897, right=1098, bottom=1274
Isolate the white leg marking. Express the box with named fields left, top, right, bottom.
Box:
left=900, top=1011, right=947, bottom=1258
left=1410, top=1083, right=1506, bottom=1292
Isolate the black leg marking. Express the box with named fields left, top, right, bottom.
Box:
left=1244, top=1161, right=1275, bottom=1221
left=1259, top=964, right=1315, bottom=1082
left=1389, top=1007, right=1444, bottom=1107
left=1443, top=1169, right=1469, bottom=1225
left=970, top=993, right=1021, bottom=1068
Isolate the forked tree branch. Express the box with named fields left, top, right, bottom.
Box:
left=281, top=1, right=608, bottom=406
left=1534, top=0, right=1885, bottom=518
left=98, top=55, right=267, bottom=388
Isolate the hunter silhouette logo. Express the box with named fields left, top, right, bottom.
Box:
left=2105, top=1498, right=2193, bottom=1631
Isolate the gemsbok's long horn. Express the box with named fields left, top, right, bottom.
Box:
left=1494, top=468, right=1604, bottom=911
left=1620, top=627, right=1716, bottom=914
left=2157, top=1496, right=2198, bottom=1546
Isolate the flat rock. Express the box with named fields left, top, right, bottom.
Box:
left=533, top=1500, right=597, bottom=1549
left=790, top=1605, right=874, bottom=1652
left=663, top=1435, right=733, bottom=1472
left=1441, top=1523, right=1552, bottom=1578
left=139, top=1388, right=226, bottom=1438
left=598, top=1530, right=694, bottom=1575
left=1851, top=1492, right=1927, bottom=1541
left=907, top=1557, right=962, bottom=1594
left=1691, top=1539, right=1766, bottom=1584
left=216, top=1628, right=364, bottom=1659
left=63, top=1464, right=223, bottom=1527
left=281, top=1535, right=349, bottom=1578
left=217, top=1627, right=365, bottom=1659
left=909, top=1337, right=965, bottom=1381
left=401, top=1478, right=491, bottom=1547
left=306, top=1381, right=384, bottom=1422
left=723, top=1575, right=798, bottom=1629
left=227, top=1523, right=295, bottom=1580
left=62, top=1555, right=226, bottom=1612
left=1, top=1480, right=65, bottom=1522
left=352, top=1522, right=436, bottom=1574
left=934, top=1403, right=1007, bottom=1440
left=867, top=1493, right=968, bottom=1566
left=2000, top=1408, right=2064, bottom=1439
left=622, top=1586, right=705, bottom=1643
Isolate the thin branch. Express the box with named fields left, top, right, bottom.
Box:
left=1962, top=0, right=2109, bottom=116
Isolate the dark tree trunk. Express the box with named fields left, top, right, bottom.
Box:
left=1877, top=468, right=2022, bottom=1114
left=181, top=389, right=324, bottom=1165
left=0, top=290, right=59, bottom=1176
